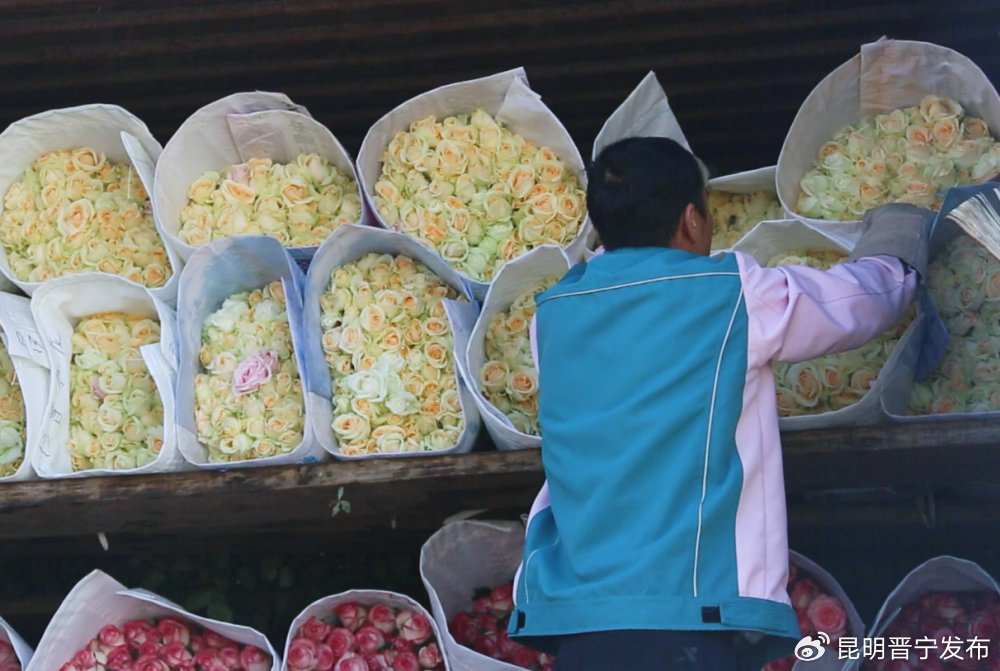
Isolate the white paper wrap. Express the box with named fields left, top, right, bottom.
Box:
left=457, top=245, right=571, bottom=451
left=840, top=556, right=1000, bottom=671
left=154, top=91, right=364, bottom=265
left=356, top=68, right=590, bottom=301
left=302, top=224, right=481, bottom=460
left=29, top=273, right=183, bottom=478
left=282, top=589, right=449, bottom=671
left=0, top=292, right=48, bottom=481
left=788, top=550, right=865, bottom=671
left=0, top=615, right=33, bottom=670
left=733, top=219, right=924, bottom=429
left=593, top=70, right=691, bottom=158
left=777, top=38, right=1000, bottom=248
left=420, top=520, right=526, bottom=671
left=175, top=234, right=323, bottom=468
left=24, top=569, right=279, bottom=671
left=0, top=104, right=179, bottom=303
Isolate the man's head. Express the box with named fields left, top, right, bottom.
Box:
left=586, top=137, right=711, bottom=255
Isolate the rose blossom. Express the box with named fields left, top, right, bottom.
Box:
left=334, top=603, right=368, bottom=632
left=448, top=611, right=479, bottom=646
left=397, top=613, right=432, bottom=645
left=326, top=629, right=356, bottom=659
left=367, top=604, right=398, bottom=635
left=157, top=617, right=192, bottom=646
left=124, top=620, right=156, bottom=649
left=389, top=636, right=410, bottom=652
left=314, top=644, right=335, bottom=671
left=806, top=594, right=847, bottom=635
left=511, top=645, right=541, bottom=670
left=333, top=652, right=368, bottom=671
left=789, top=578, right=819, bottom=611
left=138, top=641, right=160, bottom=658
left=390, top=651, right=419, bottom=671
left=232, top=351, right=277, bottom=396
left=287, top=637, right=319, bottom=671
left=301, top=616, right=334, bottom=643
left=161, top=641, right=195, bottom=668
left=355, top=626, right=386, bottom=656
left=217, top=646, right=241, bottom=671
left=364, top=652, right=394, bottom=671
left=474, top=632, right=500, bottom=659
left=132, top=654, right=169, bottom=671
left=105, top=645, right=133, bottom=671
left=489, top=583, right=514, bottom=616
left=99, top=625, right=127, bottom=648
left=416, top=643, right=441, bottom=669
left=239, top=645, right=272, bottom=671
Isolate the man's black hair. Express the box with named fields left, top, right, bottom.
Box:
left=586, top=137, right=707, bottom=250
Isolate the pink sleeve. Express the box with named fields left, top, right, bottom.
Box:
left=530, top=313, right=539, bottom=371
left=735, top=252, right=918, bottom=366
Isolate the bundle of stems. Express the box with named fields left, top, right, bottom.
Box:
left=946, top=186, right=1000, bottom=262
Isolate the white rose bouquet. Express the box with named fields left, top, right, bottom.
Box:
left=319, top=252, right=466, bottom=456
left=796, top=95, right=1000, bottom=220
left=908, top=235, right=1000, bottom=414
left=709, top=189, right=785, bottom=250
left=179, top=153, right=362, bottom=249
left=0, top=147, right=172, bottom=287
left=67, top=312, right=163, bottom=471
left=0, top=335, right=26, bottom=477
left=768, top=249, right=915, bottom=416
left=194, top=281, right=305, bottom=463
left=479, top=276, right=558, bottom=436
left=372, top=109, right=586, bottom=283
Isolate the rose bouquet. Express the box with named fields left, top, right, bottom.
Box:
left=58, top=617, right=272, bottom=671
left=478, top=276, right=558, bottom=436
left=766, top=248, right=915, bottom=416
left=0, top=616, right=31, bottom=671
left=795, top=95, right=1000, bottom=221
left=286, top=602, right=443, bottom=671
left=908, top=234, right=1000, bottom=414
left=67, top=312, right=164, bottom=471
left=319, top=250, right=465, bottom=456
left=0, top=335, right=26, bottom=478
left=710, top=189, right=784, bottom=250
left=448, top=583, right=553, bottom=671
left=194, top=280, right=306, bottom=463
left=0, top=146, right=172, bottom=287
left=179, top=153, right=362, bottom=250
left=0, top=639, right=20, bottom=671
left=371, top=107, right=586, bottom=284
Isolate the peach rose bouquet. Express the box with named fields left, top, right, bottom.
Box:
left=710, top=190, right=784, bottom=250
left=0, top=335, right=26, bottom=477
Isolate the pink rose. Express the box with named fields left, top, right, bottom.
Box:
left=133, top=654, right=169, bottom=671
left=335, top=604, right=368, bottom=633
left=473, top=632, right=500, bottom=659
left=363, top=652, right=393, bottom=671
left=398, top=613, right=432, bottom=646
left=510, top=645, right=540, bottom=670
left=203, top=631, right=233, bottom=649
left=489, top=584, right=514, bottom=617
left=416, top=643, right=441, bottom=669
left=189, top=636, right=205, bottom=654
left=99, top=625, right=127, bottom=649
left=495, top=629, right=518, bottom=659
left=105, top=645, right=133, bottom=671
left=471, top=597, right=491, bottom=615
left=390, top=651, right=419, bottom=671
left=232, top=351, right=278, bottom=396
left=788, top=578, right=819, bottom=611
left=964, top=611, right=997, bottom=640
left=239, top=645, right=272, bottom=671
left=157, top=617, right=192, bottom=647
left=354, top=627, right=385, bottom=656
left=301, top=617, right=333, bottom=643
left=59, top=663, right=82, bottom=671
left=138, top=642, right=159, bottom=658
left=162, top=641, right=194, bottom=668
left=314, top=645, right=335, bottom=671
left=920, top=593, right=964, bottom=621
left=333, top=653, right=368, bottom=671
left=473, top=613, right=498, bottom=634
left=367, top=605, right=398, bottom=636
left=448, top=612, right=478, bottom=646
left=287, top=637, right=319, bottom=671
left=388, top=637, right=409, bottom=653
left=326, top=629, right=356, bottom=659
left=194, top=649, right=221, bottom=670
left=806, top=595, right=847, bottom=635
left=73, top=649, right=95, bottom=670
left=217, top=646, right=240, bottom=670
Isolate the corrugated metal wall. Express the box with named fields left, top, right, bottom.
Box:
left=0, top=0, right=997, bottom=175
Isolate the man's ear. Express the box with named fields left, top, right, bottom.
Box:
left=673, top=202, right=701, bottom=250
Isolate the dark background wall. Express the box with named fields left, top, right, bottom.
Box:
left=1, top=0, right=998, bottom=176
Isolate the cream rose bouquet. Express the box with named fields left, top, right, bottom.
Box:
left=66, top=312, right=163, bottom=472
left=768, top=248, right=915, bottom=416
left=795, top=95, right=1000, bottom=221
left=179, top=153, right=362, bottom=249
left=319, top=251, right=466, bottom=456
left=908, top=234, right=1000, bottom=414
left=194, top=281, right=305, bottom=463
left=0, top=335, right=26, bottom=477
left=710, top=190, right=784, bottom=250
left=371, top=108, right=586, bottom=284
left=0, top=147, right=172, bottom=287
left=479, top=276, right=558, bottom=436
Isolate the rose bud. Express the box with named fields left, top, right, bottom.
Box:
left=474, top=632, right=500, bottom=659
left=788, top=578, right=819, bottom=611
left=194, top=650, right=221, bottom=671
left=162, top=641, right=195, bottom=668
left=203, top=631, right=235, bottom=649
left=302, top=616, right=334, bottom=643
left=364, top=652, right=393, bottom=671
left=133, top=654, right=169, bottom=671
left=391, top=651, right=419, bottom=671
left=73, top=649, right=95, bottom=670
left=473, top=613, right=498, bottom=634
left=315, top=644, right=336, bottom=671
left=389, top=636, right=410, bottom=653
left=355, top=626, right=386, bottom=656
left=511, top=645, right=541, bottom=669
left=240, top=645, right=272, bottom=671
left=99, top=625, right=126, bottom=649
left=448, top=611, right=479, bottom=646
left=138, top=641, right=159, bottom=658
left=188, top=635, right=205, bottom=654
left=806, top=594, right=847, bottom=636
left=472, top=596, right=491, bottom=615
left=367, top=604, right=398, bottom=636
left=105, top=645, right=133, bottom=671
left=335, top=603, right=369, bottom=633
left=398, top=613, right=432, bottom=646
left=157, top=617, right=192, bottom=647
left=416, top=643, right=441, bottom=669
left=217, top=646, right=241, bottom=671
left=333, top=652, right=368, bottom=671
left=287, top=637, right=319, bottom=671
left=926, top=593, right=965, bottom=621
left=488, top=584, right=514, bottom=617
left=326, top=629, right=356, bottom=659
left=124, top=620, right=156, bottom=649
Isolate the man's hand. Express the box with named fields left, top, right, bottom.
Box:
left=848, top=203, right=935, bottom=279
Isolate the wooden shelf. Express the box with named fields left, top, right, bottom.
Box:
left=1, top=418, right=998, bottom=544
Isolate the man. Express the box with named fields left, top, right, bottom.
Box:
left=508, top=137, right=932, bottom=669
